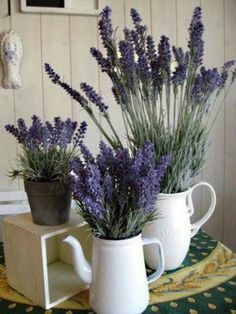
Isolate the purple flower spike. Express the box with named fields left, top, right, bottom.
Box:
left=130, top=8, right=147, bottom=36
left=191, top=74, right=203, bottom=102
left=123, top=27, right=131, bottom=40
left=130, top=8, right=142, bottom=26
left=45, top=63, right=88, bottom=108
left=219, top=70, right=228, bottom=89
left=138, top=54, right=151, bottom=82
left=80, top=82, right=108, bottom=113
left=119, top=40, right=135, bottom=78
left=73, top=121, right=88, bottom=146
left=79, top=143, right=95, bottom=164
left=158, top=36, right=171, bottom=77
left=172, top=47, right=189, bottom=87
left=98, top=6, right=113, bottom=47
left=188, top=7, right=204, bottom=66
left=223, top=60, right=236, bottom=69
left=90, top=47, right=111, bottom=73
left=146, top=35, right=157, bottom=62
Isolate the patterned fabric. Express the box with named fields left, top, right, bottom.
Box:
left=0, top=230, right=235, bottom=314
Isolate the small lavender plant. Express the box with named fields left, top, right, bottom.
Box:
left=45, top=6, right=236, bottom=193
left=70, top=141, right=170, bottom=239
left=5, top=116, right=87, bottom=183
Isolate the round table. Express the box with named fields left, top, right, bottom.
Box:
left=0, top=230, right=235, bottom=314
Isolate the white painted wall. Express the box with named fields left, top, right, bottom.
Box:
left=0, top=0, right=235, bottom=249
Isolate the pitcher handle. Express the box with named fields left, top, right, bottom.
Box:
left=142, top=237, right=164, bottom=284
left=187, top=181, right=216, bottom=238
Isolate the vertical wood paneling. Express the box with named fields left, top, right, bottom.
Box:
left=176, top=0, right=202, bottom=223
left=201, top=0, right=224, bottom=240
left=151, top=0, right=177, bottom=148
left=176, top=0, right=200, bottom=47
left=10, top=0, right=44, bottom=189
left=0, top=0, right=18, bottom=191
left=98, top=0, right=126, bottom=144
left=69, top=15, right=100, bottom=154
left=224, top=0, right=236, bottom=251
left=125, top=0, right=151, bottom=30
left=151, top=0, right=177, bottom=44
left=41, top=15, right=72, bottom=121
left=10, top=0, right=44, bottom=120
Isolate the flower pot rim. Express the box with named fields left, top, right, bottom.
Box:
left=24, top=179, right=64, bottom=184
left=93, top=232, right=142, bottom=245
left=159, top=189, right=190, bottom=197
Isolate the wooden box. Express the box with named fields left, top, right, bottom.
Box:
left=3, top=212, right=92, bottom=309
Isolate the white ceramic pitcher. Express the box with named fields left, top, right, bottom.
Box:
left=63, top=233, right=164, bottom=314
left=143, top=181, right=216, bottom=271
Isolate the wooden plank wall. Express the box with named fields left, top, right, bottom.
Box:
left=0, top=0, right=235, bottom=249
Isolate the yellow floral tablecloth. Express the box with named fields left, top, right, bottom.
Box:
left=0, top=230, right=235, bottom=314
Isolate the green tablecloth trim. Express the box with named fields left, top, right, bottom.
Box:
left=0, top=230, right=235, bottom=314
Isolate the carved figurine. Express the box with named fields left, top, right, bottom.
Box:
left=1, top=30, right=23, bottom=89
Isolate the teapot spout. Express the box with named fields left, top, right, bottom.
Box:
left=63, top=235, right=92, bottom=285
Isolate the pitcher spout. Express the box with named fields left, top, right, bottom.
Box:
left=63, top=235, right=92, bottom=285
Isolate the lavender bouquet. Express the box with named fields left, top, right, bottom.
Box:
left=45, top=6, right=236, bottom=193
left=70, top=141, right=170, bottom=239
left=5, top=116, right=87, bottom=183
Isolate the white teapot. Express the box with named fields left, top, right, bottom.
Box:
left=63, top=233, right=164, bottom=314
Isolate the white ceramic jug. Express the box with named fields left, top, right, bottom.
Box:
left=143, top=181, right=216, bottom=271
left=63, top=233, right=164, bottom=314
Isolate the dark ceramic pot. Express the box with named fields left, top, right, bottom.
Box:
left=24, top=180, right=72, bottom=226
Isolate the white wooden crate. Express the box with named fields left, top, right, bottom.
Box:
left=3, top=212, right=92, bottom=309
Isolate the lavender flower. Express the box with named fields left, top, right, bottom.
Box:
left=200, top=67, right=222, bottom=93
left=96, top=141, right=115, bottom=175
left=73, top=121, right=88, bottom=146
left=111, top=75, right=128, bottom=105
left=158, top=36, right=171, bottom=78
left=172, top=47, right=190, bottom=87
left=45, top=63, right=88, bottom=108
left=191, top=74, right=203, bottom=102
left=5, top=116, right=87, bottom=182
left=79, top=143, right=95, bottom=164
left=219, top=69, right=228, bottom=89
left=103, top=172, right=114, bottom=202
left=70, top=140, right=170, bottom=239
left=44, top=63, right=60, bottom=83
left=130, top=8, right=142, bottom=26
left=131, top=29, right=143, bottom=57
left=119, top=40, right=135, bottom=78
left=28, top=115, right=43, bottom=148
left=138, top=54, right=151, bottom=82
left=123, top=27, right=132, bottom=41
left=188, top=7, right=204, bottom=66
left=98, top=6, right=113, bottom=47
left=80, top=82, right=108, bottom=113
left=5, top=124, right=19, bottom=141
left=223, top=60, right=236, bottom=69
left=130, top=8, right=147, bottom=36
left=90, top=47, right=111, bottom=73
left=58, top=118, right=78, bottom=148
left=146, top=35, right=157, bottom=62
left=85, top=164, right=103, bottom=201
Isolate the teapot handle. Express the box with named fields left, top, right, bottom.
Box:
left=187, top=181, right=216, bottom=238
left=142, top=237, right=164, bottom=284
